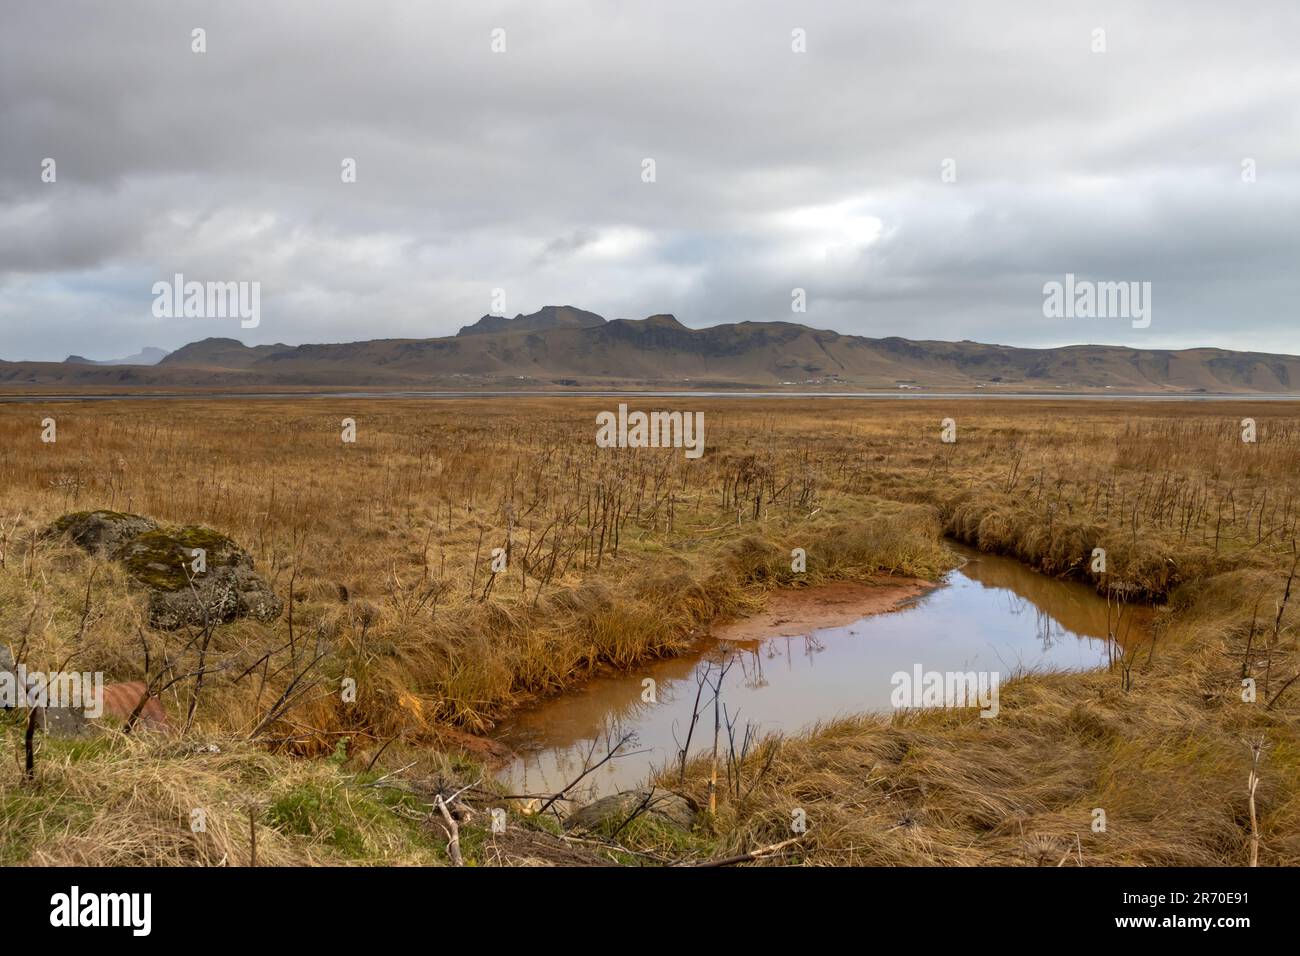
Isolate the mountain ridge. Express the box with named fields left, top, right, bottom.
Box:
left=6, top=307, right=1300, bottom=393
left=63, top=346, right=170, bottom=367
left=456, top=305, right=607, bottom=337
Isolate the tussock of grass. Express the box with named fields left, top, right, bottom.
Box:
left=0, top=727, right=458, bottom=866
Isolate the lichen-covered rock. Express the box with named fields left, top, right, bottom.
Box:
left=46, top=510, right=282, bottom=629
left=44, top=510, right=159, bottom=558
left=564, top=788, right=698, bottom=833
left=114, top=525, right=283, bottom=629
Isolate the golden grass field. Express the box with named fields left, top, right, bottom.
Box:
left=1, top=397, right=1297, bottom=865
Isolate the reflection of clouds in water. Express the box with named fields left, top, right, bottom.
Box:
left=508, top=717, right=647, bottom=802
left=1000, top=590, right=1029, bottom=620
left=995, top=583, right=1071, bottom=651
left=499, top=547, right=1134, bottom=799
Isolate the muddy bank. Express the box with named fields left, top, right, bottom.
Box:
left=710, top=577, right=935, bottom=643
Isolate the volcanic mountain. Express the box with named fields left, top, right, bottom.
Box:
left=5, top=306, right=1300, bottom=393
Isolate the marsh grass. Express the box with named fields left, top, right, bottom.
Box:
left=2, top=398, right=1298, bottom=865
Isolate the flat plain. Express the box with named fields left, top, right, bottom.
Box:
left=1, top=397, right=1297, bottom=865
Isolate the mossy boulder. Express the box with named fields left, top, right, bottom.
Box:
left=46, top=510, right=282, bottom=629
left=116, top=525, right=246, bottom=591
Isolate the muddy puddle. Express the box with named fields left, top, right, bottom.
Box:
left=494, top=542, right=1146, bottom=800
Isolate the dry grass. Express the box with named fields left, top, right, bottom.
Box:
left=0, top=730, right=458, bottom=866
left=2, top=397, right=1299, bottom=865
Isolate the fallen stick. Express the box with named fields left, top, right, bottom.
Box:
left=689, top=835, right=804, bottom=868
left=434, top=794, right=463, bottom=866
left=1247, top=737, right=1264, bottom=868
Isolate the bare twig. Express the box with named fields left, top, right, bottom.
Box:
left=1246, top=736, right=1264, bottom=867
left=689, top=834, right=805, bottom=868
left=538, top=732, right=634, bottom=814
left=434, top=794, right=463, bottom=866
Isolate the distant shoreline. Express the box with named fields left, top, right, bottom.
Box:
left=6, top=388, right=1300, bottom=404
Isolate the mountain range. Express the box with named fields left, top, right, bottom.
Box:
left=63, top=346, right=170, bottom=367
left=5, top=305, right=1299, bottom=393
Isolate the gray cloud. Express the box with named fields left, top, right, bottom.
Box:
left=2, top=0, right=1297, bottom=361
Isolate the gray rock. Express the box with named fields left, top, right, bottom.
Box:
left=1, top=649, right=91, bottom=736
left=2, top=645, right=98, bottom=736
left=0, top=644, right=16, bottom=714
left=33, top=706, right=92, bottom=737
left=46, top=511, right=282, bottom=630
left=44, top=510, right=159, bottom=558
left=564, top=788, right=698, bottom=833
left=143, top=564, right=283, bottom=629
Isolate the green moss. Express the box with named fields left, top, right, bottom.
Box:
left=47, top=511, right=88, bottom=535
left=46, top=511, right=252, bottom=591
left=46, top=509, right=136, bottom=538
left=119, top=526, right=240, bottom=591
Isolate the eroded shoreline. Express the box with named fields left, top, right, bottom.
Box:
left=709, top=577, right=937, bottom=643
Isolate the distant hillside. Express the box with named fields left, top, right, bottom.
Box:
left=160, top=338, right=293, bottom=369
left=64, top=346, right=170, bottom=366
left=6, top=306, right=1300, bottom=393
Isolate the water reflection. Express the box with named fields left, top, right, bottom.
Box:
left=495, top=543, right=1147, bottom=799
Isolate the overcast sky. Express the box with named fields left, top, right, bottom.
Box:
left=2, top=0, right=1297, bottom=361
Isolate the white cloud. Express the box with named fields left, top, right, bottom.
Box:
left=1, top=0, right=1297, bottom=359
